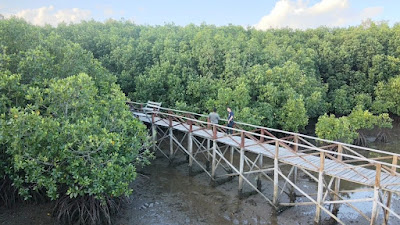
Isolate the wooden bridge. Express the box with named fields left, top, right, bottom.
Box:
left=128, top=101, right=400, bottom=225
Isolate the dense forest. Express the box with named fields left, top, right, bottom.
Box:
left=1, top=18, right=400, bottom=224
left=53, top=18, right=398, bottom=140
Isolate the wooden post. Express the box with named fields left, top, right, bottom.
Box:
left=207, top=117, right=211, bottom=130
left=290, top=135, right=299, bottom=202
left=314, top=151, right=325, bottom=225
left=370, top=164, right=381, bottom=225
left=206, top=139, right=210, bottom=171
left=188, top=120, right=193, bottom=175
left=238, top=132, right=245, bottom=196
left=383, top=156, right=397, bottom=224
left=293, top=135, right=299, bottom=152
left=211, top=125, right=217, bottom=181
left=273, top=140, right=279, bottom=206
left=169, top=113, right=174, bottom=163
left=260, top=129, right=265, bottom=143
left=228, top=146, right=234, bottom=180
left=152, top=113, right=157, bottom=153
left=257, top=154, right=263, bottom=191
left=230, top=146, right=234, bottom=166
left=332, top=144, right=343, bottom=216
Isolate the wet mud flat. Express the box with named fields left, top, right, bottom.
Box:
left=1, top=146, right=399, bottom=224
left=115, top=155, right=398, bottom=225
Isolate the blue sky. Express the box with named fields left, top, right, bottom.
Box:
left=1, top=0, right=399, bottom=29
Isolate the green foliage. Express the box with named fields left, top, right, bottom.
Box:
left=315, top=114, right=357, bottom=143
left=373, top=75, right=400, bottom=115
left=1, top=15, right=400, bottom=224
left=279, top=96, right=309, bottom=132
left=332, top=85, right=353, bottom=115
left=2, top=74, right=150, bottom=201
left=41, top=19, right=399, bottom=131
left=0, top=20, right=151, bottom=222
left=316, top=107, right=392, bottom=143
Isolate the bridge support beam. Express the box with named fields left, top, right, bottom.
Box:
left=273, top=140, right=279, bottom=206
left=169, top=127, right=174, bottom=163
left=188, top=132, right=193, bottom=175
left=314, top=151, right=325, bottom=225
left=238, top=132, right=245, bottom=197
left=332, top=144, right=343, bottom=217
left=383, top=156, right=397, bottom=225
left=290, top=135, right=298, bottom=202
left=151, top=114, right=157, bottom=153
left=238, top=148, right=244, bottom=196
left=257, top=154, right=263, bottom=191
left=229, top=146, right=234, bottom=179
left=211, top=140, right=217, bottom=180
left=188, top=120, right=193, bottom=175
left=206, top=139, right=211, bottom=171
left=211, top=125, right=217, bottom=183
left=370, top=164, right=381, bottom=225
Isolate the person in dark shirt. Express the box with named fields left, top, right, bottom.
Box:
left=226, top=107, right=234, bottom=135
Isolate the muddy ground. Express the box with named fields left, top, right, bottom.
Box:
left=2, top=154, right=398, bottom=225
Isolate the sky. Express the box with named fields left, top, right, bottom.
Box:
left=1, top=0, right=400, bottom=29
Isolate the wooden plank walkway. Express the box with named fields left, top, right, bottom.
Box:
left=135, top=113, right=400, bottom=195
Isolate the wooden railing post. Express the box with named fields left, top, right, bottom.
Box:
left=238, top=132, right=245, bottom=196
left=273, top=140, right=279, bottom=206
left=207, top=117, right=211, bottom=130
left=370, top=163, right=381, bottom=225
left=260, top=129, right=265, bottom=143
left=314, top=151, right=325, bottom=224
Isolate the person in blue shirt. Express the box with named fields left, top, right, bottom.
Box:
left=226, top=107, right=234, bottom=135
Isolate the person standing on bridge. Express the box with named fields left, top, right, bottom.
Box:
left=209, top=107, right=220, bottom=125
left=226, top=107, right=234, bottom=135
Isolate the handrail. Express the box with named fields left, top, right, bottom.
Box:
left=127, top=101, right=400, bottom=165
left=148, top=110, right=400, bottom=170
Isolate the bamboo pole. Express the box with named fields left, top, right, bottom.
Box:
left=314, top=151, right=325, bottom=224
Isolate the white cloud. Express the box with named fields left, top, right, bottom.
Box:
left=254, top=0, right=384, bottom=30
left=14, top=5, right=91, bottom=26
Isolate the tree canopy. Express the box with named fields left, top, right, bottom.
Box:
left=1, top=17, right=399, bottom=223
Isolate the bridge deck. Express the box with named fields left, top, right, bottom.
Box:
left=135, top=113, right=400, bottom=194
